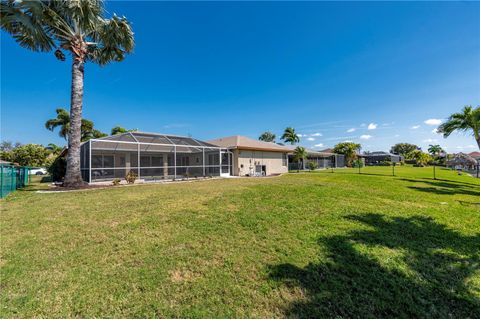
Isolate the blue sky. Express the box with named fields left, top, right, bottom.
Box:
left=1, top=1, right=479, bottom=152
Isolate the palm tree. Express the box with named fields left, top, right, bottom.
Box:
left=333, top=142, right=361, bottom=167
left=437, top=105, right=480, bottom=150
left=2, top=1, right=134, bottom=186
left=281, top=127, right=300, bottom=145
left=45, top=108, right=106, bottom=142
left=46, top=143, right=63, bottom=154
left=258, top=131, right=276, bottom=143
left=427, top=144, right=443, bottom=157
left=293, top=146, right=308, bottom=172
left=111, top=126, right=136, bottom=135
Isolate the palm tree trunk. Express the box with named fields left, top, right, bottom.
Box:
left=64, top=59, right=85, bottom=187
left=475, top=131, right=480, bottom=150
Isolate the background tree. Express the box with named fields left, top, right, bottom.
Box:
left=10, top=144, right=49, bottom=167
left=390, top=143, right=419, bottom=156
left=334, top=142, right=361, bottom=167
left=45, top=108, right=107, bottom=142
left=2, top=0, right=134, bottom=186
left=406, top=150, right=432, bottom=167
left=258, top=131, right=276, bottom=143
left=293, top=146, right=308, bottom=172
left=437, top=105, right=480, bottom=150
left=111, top=126, right=136, bottom=135
left=281, top=127, right=300, bottom=145
left=0, top=141, right=21, bottom=152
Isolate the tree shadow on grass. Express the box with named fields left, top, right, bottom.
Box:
left=268, top=213, right=480, bottom=318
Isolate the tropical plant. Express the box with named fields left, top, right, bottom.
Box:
left=333, top=142, right=361, bottom=167
left=0, top=141, right=21, bottom=152
left=111, top=126, right=136, bottom=135
left=437, top=105, right=480, bottom=150
left=258, top=131, right=276, bottom=143
left=45, top=108, right=107, bottom=142
left=293, top=146, right=307, bottom=172
left=281, top=127, right=300, bottom=145
left=2, top=0, right=134, bottom=186
left=125, top=170, right=137, bottom=184
left=390, top=143, right=419, bottom=156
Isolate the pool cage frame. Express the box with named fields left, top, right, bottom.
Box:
left=80, top=132, right=232, bottom=183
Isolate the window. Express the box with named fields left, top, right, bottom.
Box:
left=282, top=153, right=287, bottom=166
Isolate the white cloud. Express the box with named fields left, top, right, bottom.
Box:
left=297, top=134, right=304, bottom=137
left=311, top=132, right=322, bottom=137
left=367, top=123, right=377, bottom=130
left=306, top=137, right=315, bottom=141
left=423, top=138, right=438, bottom=143
left=394, top=134, right=400, bottom=137
left=347, top=128, right=356, bottom=133
left=314, top=143, right=324, bottom=148
left=431, top=128, right=440, bottom=134
left=360, top=135, right=372, bottom=140
left=411, top=125, right=420, bottom=129
left=424, top=119, right=442, bottom=126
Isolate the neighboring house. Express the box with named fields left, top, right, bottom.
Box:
left=447, top=153, right=478, bottom=170
left=286, top=147, right=345, bottom=170
left=361, top=151, right=403, bottom=165
left=207, top=135, right=290, bottom=176
left=80, top=132, right=229, bottom=183
left=468, top=151, right=480, bottom=161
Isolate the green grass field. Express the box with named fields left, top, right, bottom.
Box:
left=1, top=167, right=479, bottom=318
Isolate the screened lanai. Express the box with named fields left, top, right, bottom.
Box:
left=80, top=132, right=232, bottom=183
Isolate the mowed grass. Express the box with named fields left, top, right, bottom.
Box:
left=1, top=167, right=479, bottom=318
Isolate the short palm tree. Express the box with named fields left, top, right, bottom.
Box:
left=437, top=105, right=480, bottom=150
left=427, top=144, right=443, bottom=157
left=258, top=131, right=276, bottom=143
left=45, top=108, right=106, bottom=142
left=46, top=143, right=63, bottom=154
left=281, top=127, right=300, bottom=145
left=2, top=0, right=134, bottom=186
left=293, top=146, right=307, bottom=172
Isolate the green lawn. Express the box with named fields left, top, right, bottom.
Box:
left=1, top=167, right=479, bottom=318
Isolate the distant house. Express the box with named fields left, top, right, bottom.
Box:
left=207, top=135, right=290, bottom=176
left=361, top=151, right=403, bottom=165
left=469, top=151, right=480, bottom=161
left=286, top=147, right=345, bottom=170
left=447, top=153, right=478, bottom=170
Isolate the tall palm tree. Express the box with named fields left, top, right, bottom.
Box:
left=2, top=1, right=134, bottom=186
left=45, top=108, right=106, bottom=142
left=437, top=105, right=480, bottom=150
left=281, top=127, right=300, bottom=145
left=258, top=131, right=276, bottom=143
left=293, top=146, right=308, bottom=172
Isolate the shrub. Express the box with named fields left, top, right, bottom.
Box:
left=307, top=162, right=318, bottom=171
left=379, top=160, right=392, bottom=166
left=112, top=178, right=121, bottom=186
left=47, top=156, right=66, bottom=182
left=125, top=170, right=137, bottom=184
left=352, top=159, right=364, bottom=168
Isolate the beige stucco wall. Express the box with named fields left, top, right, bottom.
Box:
left=233, top=149, right=288, bottom=176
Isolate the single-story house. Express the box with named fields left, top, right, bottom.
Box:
left=447, top=153, right=478, bottom=170
left=468, top=151, right=480, bottom=161
left=286, top=147, right=345, bottom=170
left=361, top=151, right=404, bottom=165
left=207, top=135, right=290, bottom=176
left=80, top=131, right=231, bottom=183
